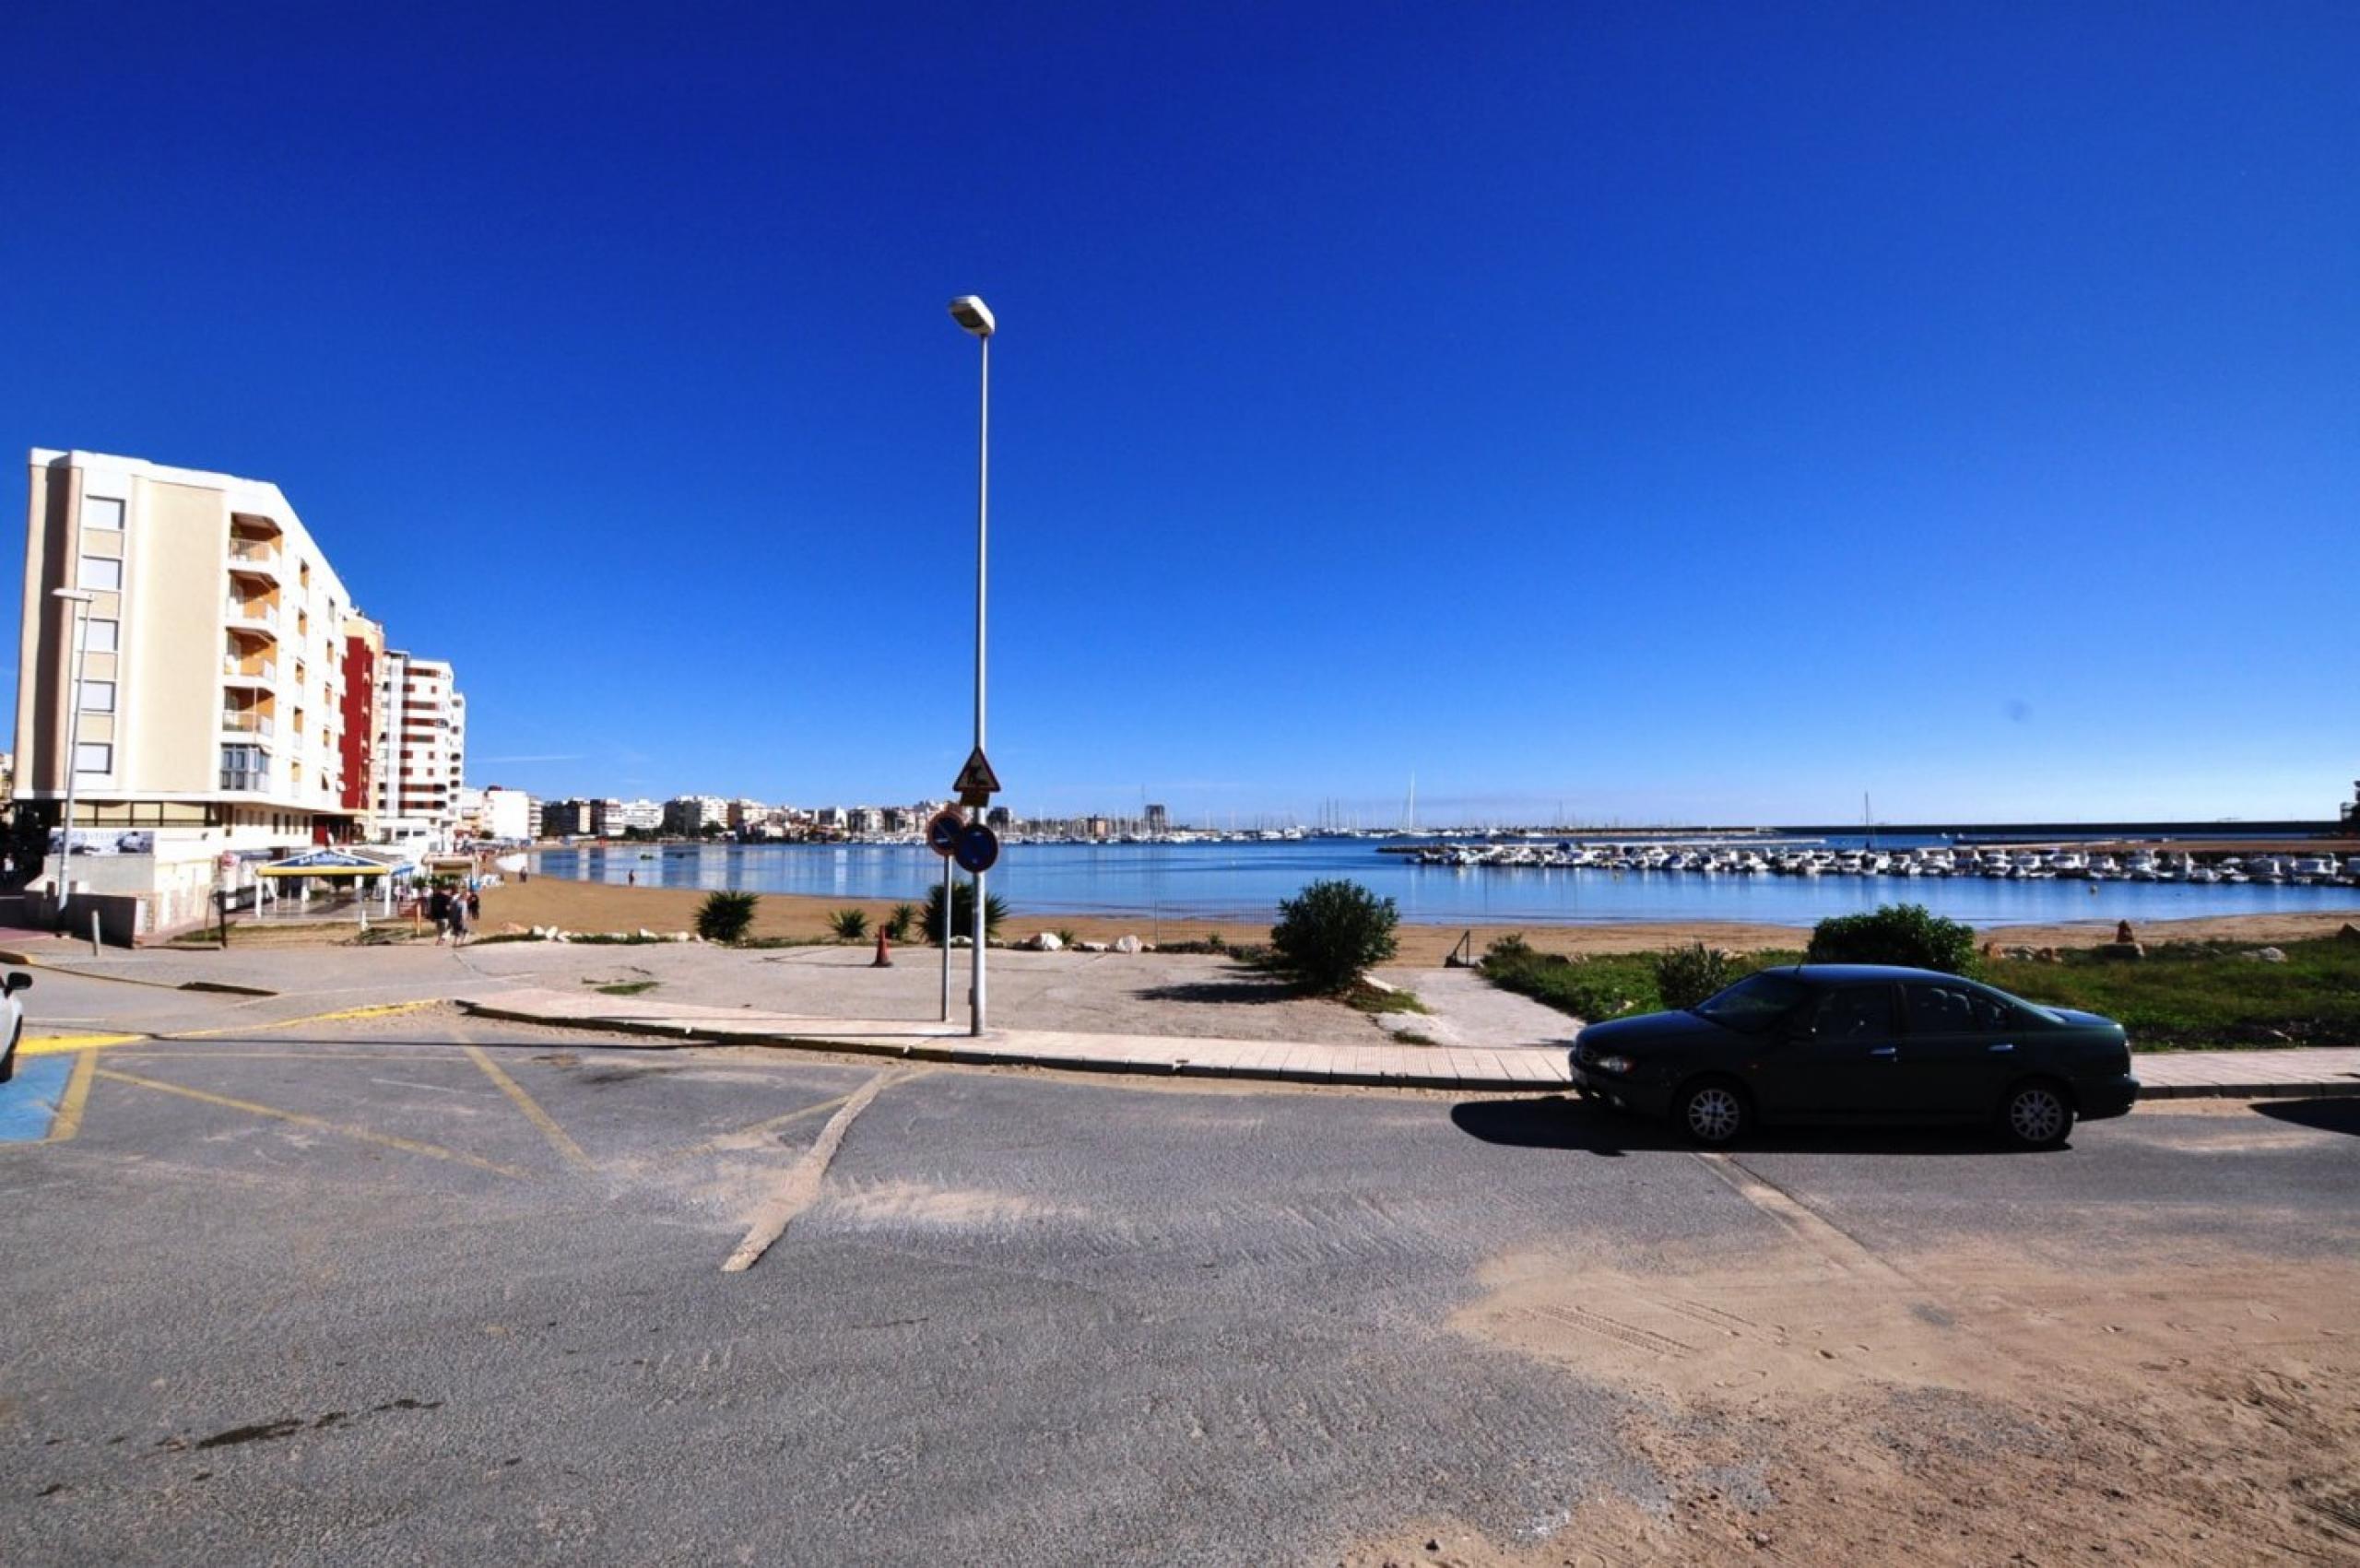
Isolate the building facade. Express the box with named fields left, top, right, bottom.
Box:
left=372, top=650, right=466, bottom=849
left=14, top=450, right=365, bottom=929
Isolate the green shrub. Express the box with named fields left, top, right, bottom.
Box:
left=1055, top=927, right=1079, bottom=949
left=922, top=882, right=1009, bottom=943
left=828, top=907, right=870, bottom=942
left=694, top=890, right=760, bottom=944
left=883, top=903, right=917, bottom=943
left=1654, top=943, right=1738, bottom=1010
left=1807, top=902, right=1977, bottom=973
left=1269, top=878, right=1399, bottom=994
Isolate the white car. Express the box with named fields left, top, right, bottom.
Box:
left=0, top=972, right=32, bottom=1084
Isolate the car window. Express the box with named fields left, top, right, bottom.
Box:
left=1811, top=985, right=1894, bottom=1041
left=1693, top=971, right=1810, bottom=1032
left=1904, top=982, right=1999, bottom=1033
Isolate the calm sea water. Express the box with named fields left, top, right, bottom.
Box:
left=533, top=839, right=2360, bottom=929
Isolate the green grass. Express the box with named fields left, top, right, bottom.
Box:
left=1391, top=1028, right=1441, bottom=1046
left=1480, top=932, right=2360, bottom=1050
left=1983, top=937, right=2360, bottom=1050
left=588, top=979, right=659, bottom=996
left=1340, top=981, right=1429, bottom=1016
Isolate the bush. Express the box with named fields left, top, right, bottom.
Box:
left=883, top=903, right=916, bottom=943
left=694, top=890, right=760, bottom=944
left=922, top=881, right=1009, bottom=944
left=1654, top=943, right=1738, bottom=1010
left=828, top=907, right=870, bottom=942
left=1269, top=878, right=1399, bottom=993
left=1807, top=902, right=1976, bottom=973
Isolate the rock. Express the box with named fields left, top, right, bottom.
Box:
left=2339, top=923, right=2360, bottom=943
left=951, top=936, right=972, bottom=948
left=635, top=927, right=656, bottom=940
left=1113, top=935, right=1142, bottom=954
left=1028, top=931, right=1064, bottom=952
left=2001, top=944, right=2038, bottom=961
left=1140, top=942, right=1157, bottom=952
left=2248, top=946, right=2287, bottom=963
left=1076, top=940, right=1108, bottom=953
left=2096, top=941, right=2143, bottom=961
left=2036, top=947, right=2060, bottom=963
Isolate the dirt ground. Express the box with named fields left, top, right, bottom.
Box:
left=1335, top=1130, right=2360, bottom=1565
left=476, top=878, right=2360, bottom=966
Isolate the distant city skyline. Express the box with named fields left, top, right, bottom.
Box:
left=6, top=6, right=2353, bottom=825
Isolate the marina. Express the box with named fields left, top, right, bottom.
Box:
left=532, top=835, right=2360, bottom=929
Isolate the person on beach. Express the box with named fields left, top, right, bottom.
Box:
left=450, top=893, right=469, bottom=946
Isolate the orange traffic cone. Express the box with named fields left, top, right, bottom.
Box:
left=872, top=927, right=892, bottom=968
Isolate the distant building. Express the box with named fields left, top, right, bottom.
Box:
left=985, top=805, right=1013, bottom=829
left=663, top=794, right=729, bottom=835
left=472, top=784, right=534, bottom=843
left=373, top=649, right=465, bottom=849
left=541, top=797, right=596, bottom=837
left=1084, top=816, right=1113, bottom=841
left=603, top=797, right=661, bottom=835
left=1144, top=803, right=1168, bottom=832
left=846, top=806, right=885, bottom=834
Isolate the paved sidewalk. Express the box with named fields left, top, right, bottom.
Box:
left=461, top=986, right=2360, bottom=1100
left=459, top=986, right=1572, bottom=1091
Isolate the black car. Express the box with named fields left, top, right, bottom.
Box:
left=1567, top=964, right=2138, bottom=1149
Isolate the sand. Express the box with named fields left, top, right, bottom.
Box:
left=484, top=876, right=2360, bottom=966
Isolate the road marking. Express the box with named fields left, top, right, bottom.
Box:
left=463, top=1044, right=593, bottom=1172
left=670, top=1091, right=858, bottom=1161
left=51, top=1049, right=97, bottom=1142
left=1692, top=1151, right=1909, bottom=1282
left=95, top=1067, right=533, bottom=1179
left=0, top=1055, right=76, bottom=1142
left=722, top=1069, right=907, bottom=1273
left=19, top=1032, right=150, bottom=1055
left=164, top=999, right=443, bottom=1040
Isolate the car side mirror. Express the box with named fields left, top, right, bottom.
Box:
left=3, top=972, right=30, bottom=995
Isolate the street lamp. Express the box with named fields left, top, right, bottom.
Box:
left=51, top=586, right=96, bottom=918
left=950, top=293, right=993, bottom=1035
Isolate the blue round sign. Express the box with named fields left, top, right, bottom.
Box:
left=953, top=823, right=1000, bottom=874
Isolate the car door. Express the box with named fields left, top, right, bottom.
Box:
left=1754, top=982, right=1905, bottom=1118
left=1892, top=981, right=2009, bottom=1118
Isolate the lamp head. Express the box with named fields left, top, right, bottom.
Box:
left=948, top=296, right=996, bottom=338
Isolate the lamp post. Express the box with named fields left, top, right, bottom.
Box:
left=949, top=293, right=995, bottom=1036
left=51, top=586, right=96, bottom=918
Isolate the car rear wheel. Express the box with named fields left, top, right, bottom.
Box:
left=1675, top=1078, right=1749, bottom=1148
left=1999, top=1079, right=2074, bottom=1150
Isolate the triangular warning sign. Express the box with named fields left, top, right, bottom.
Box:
left=953, top=747, right=1001, bottom=796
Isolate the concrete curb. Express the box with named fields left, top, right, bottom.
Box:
left=2137, top=1080, right=2360, bottom=1100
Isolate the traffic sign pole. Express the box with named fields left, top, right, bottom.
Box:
left=925, top=808, right=964, bottom=1025
left=940, top=853, right=953, bottom=1023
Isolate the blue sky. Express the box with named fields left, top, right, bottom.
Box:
left=4, top=2, right=2354, bottom=825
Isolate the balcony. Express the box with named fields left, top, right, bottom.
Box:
left=224, top=597, right=279, bottom=631
left=222, top=655, right=277, bottom=684
left=221, top=711, right=274, bottom=737
left=226, top=539, right=281, bottom=581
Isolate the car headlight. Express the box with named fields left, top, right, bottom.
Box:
left=1592, top=1054, right=1635, bottom=1075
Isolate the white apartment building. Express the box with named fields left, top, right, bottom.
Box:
left=663, top=794, right=729, bottom=835
left=455, top=784, right=535, bottom=843
left=372, top=650, right=466, bottom=850
left=609, top=797, right=663, bottom=834
left=14, top=450, right=363, bottom=931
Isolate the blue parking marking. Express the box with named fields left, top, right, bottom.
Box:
left=0, top=1055, right=75, bottom=1141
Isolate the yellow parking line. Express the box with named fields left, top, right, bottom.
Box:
left=19, top=1032, right=149, bottom=1055
left=95, top=1067, right=532, bottom=1179
left=463, top=1045, right=592, bottom=1172
left=670, top=1091, right=857, bottom=1161
left=48, top=1050, right=98, bottom=1142
left=166, top=999, right=442, bottom=1040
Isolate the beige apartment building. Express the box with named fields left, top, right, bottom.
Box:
left=15, top=449, right=367, bottom=932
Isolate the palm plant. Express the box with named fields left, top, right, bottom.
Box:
left=694, top=890, right=760, bottom=944
left=884, top=903, right=917, bottom=943
left=921, top=881, right=1009, bottom=944
left=828, top=907, right=870, bottom=942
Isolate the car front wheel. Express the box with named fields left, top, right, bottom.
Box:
left=1675, top=1078, right=1749, bottom=1148
left=1999, top=1079, right=2074, bottom=1150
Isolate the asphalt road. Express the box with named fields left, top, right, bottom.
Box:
left=2, top=1012, right=2355, bottom=1565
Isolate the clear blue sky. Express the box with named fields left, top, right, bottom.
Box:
left=5, top=2, right=2354, bottom=825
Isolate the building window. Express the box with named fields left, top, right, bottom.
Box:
left=78, top=679, right=114, bottom=713
left=74, top=742, right=112, bottom=774
left=86, top=619, right=118, bottom=654
left=77, top=555, right=122, bottom=592
left=84, top=496, right=125, bottom=530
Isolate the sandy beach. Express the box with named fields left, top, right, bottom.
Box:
left=483, top=876, right=2360, bottom=965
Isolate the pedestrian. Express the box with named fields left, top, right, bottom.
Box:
left=450, top=893, right=469, bottom=946
left=628, top=869, right=635, bottom=887
left=429, top=885, right=451, bottom=945
left=467, top=889, right=481, bottom=926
